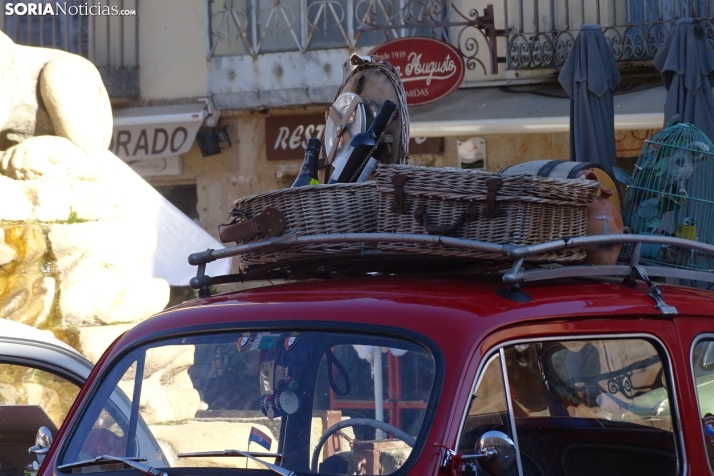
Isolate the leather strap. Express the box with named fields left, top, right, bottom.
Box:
left=414, top=203, right=478, bottom=235
left=391, top=174, right=409, bottom=214
left=484, top=178, right=503, bottom=219
left=567, top=161, right=592, bottom=179
left=218, top=207, right=286, bottom=244
left=537, top=160, right=563, bottom=177
left=325, top=95, right=363, bottom=164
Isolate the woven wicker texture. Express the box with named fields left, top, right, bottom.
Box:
left=230, top=182, right=378, bottom=269
left=375, top=164, right=600, bottom=262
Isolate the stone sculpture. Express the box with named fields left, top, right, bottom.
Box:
left=0, top=31, right=169, bottom=356
left=0, top=32, right=207, bottom=426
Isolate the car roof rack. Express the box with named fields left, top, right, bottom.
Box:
left=188, top=233, right=714, bottom=315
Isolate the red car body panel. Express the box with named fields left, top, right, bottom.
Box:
left=40, top=276, right=714, bottom=476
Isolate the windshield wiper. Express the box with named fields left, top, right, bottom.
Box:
left=58, top=455, right=167, bottom=476
left=177, top=450, right=293, bottom=476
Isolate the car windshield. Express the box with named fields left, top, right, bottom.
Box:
left=58, top=329, right=437, bottom=475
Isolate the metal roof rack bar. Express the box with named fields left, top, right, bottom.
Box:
left=503, top=234, right=714, bottom=283
left=190, top=233, right=714, bottom=268
left=503, top=264, right=714, bottom=286
left=188, top=233, right=513, bottom=266
left=506, top=234, right=714, bottom=261
left=188, top=233, right=714, bottom=300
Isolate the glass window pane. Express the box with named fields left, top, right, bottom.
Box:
left=459, top=354, right=509, bottom=449
left=457, top=354, right=517, bottom=476
left=0, top=363, right=79, bottom=476
left=60, top=330, right=436, bottom=475
left=692, top=339, right=714, bottom=473
left=504, top=339, right=678, bottom=476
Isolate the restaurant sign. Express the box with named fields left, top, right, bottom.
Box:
left=266, top=114, right=444, bottom=160
left=110, top=104, right=207, bottom=161
left=370, top=38, right=465, bottom=106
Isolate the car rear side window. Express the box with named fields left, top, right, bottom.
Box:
left=459, top=338, right=679, bottom=476
left=691, top=338, right=714, bottom=474
left=0, top=363, right=80, bottom=475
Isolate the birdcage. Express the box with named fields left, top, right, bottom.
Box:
left=623, top=121, right=714, bottom=270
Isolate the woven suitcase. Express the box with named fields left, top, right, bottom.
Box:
left=221, top=182, right=378, bottom=270
left=375, top=164, right=600, bottom=262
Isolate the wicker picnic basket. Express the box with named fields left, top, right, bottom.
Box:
left=223, top=182, right=378, bottom=270
left=375, top=164, right=601, bottom=262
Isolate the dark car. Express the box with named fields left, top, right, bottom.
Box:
left=31, top=232, right=714, bottom=476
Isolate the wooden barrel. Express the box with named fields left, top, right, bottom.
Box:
left=500, top=160, right=622, bottom=211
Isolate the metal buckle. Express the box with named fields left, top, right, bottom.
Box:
left=629, top=265, right=678, bottom=315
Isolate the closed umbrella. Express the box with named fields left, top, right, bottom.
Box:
left=558, top=24, right=622, bottom=170
left=653, top=18, right=714, bottom=141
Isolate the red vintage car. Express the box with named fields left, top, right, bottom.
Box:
left=30, top=234, right=714, bottom=476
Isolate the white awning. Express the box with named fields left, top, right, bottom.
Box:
left=111, top=104, right=207, bottom=160
left=409, top=85, right=667, bottom=136
left=101, top=151, right=230, bottom=287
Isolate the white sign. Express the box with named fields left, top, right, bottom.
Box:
left=126, top=156, right=183, bottom=177
left=457, top=137, right=486, bottom=170
left=111, top=104, right=207, bottom=160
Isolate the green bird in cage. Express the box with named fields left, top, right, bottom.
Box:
left=623, top=119, right=714, bottom=270
left=629, top=138, right=710, bottom=233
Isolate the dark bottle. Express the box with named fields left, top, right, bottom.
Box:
left=329, top=100, right=396, bottom=184
left=291, top=138, right=322, bottom=187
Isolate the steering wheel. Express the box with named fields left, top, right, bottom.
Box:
left=310, top=418, right=416, bottom=473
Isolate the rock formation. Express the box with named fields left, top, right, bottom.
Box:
left=0, top=30, right=169, bottom=357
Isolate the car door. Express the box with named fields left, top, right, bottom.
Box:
left=452, top=317, right=698, bottom=476
left=672, top=315, right=714, bottom=476
left=0, top=336, right=90, bottom=476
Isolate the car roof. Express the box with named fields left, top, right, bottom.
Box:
left=0, top=319, right=92, bottom=382
left=106, top=276, right=714, bottom=361
left=0, top=319, right=81, bottom=352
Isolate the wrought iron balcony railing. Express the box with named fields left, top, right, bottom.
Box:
left=208, top=0, right=499, bottom=74
left=505, top=0, right=714, bottom=69
left=1, top=0, right=139, bottom=97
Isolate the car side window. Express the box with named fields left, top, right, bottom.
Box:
left=459, top=338, right=679, bottom=476
left=0, top=363, right=79, bottom=476
left=458, top=354, right=518, bottom=476
left=692, top=339, right=714, bottom=473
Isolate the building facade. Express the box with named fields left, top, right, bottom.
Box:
left=2, top=0, right=703, bottom=244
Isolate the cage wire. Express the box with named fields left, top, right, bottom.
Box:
left=623, top=121, right=714, bottom=271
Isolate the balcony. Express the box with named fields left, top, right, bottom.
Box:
left=0, top=0, right=139, bottom=99
left=209, top=0, right=714, bottom=92
left=504, top=0, right=714, bottom=69
left=208, top=0, right=499, bottom=74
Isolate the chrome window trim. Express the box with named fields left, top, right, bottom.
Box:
left=455, top=333, right=685, bottom=476
left=690, top=333, right=714, bottom=476
left=500, top=348, right=525, bottom=476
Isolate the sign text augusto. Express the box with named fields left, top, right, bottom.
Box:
left=370, top=38, right=465, bottom=105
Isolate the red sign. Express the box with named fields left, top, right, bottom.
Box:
left=370, top=38, right=465, bottom=106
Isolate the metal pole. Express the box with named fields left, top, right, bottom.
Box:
left=347, top=0, right=355, bottom=46
left=565, top=0, right=570, bottom=30
left=52, top=8, right=56, bottom=47
left=519, top=0, right=524, bottom=32
left=106, top=0, right=111, bottom=66
left=121, top=0, right=126, bottom=66
left=372, top=347, right=385, bottom=441
left=14, top=8, right=19, bottom=43
left=40, top=7, right=44, bottom=46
